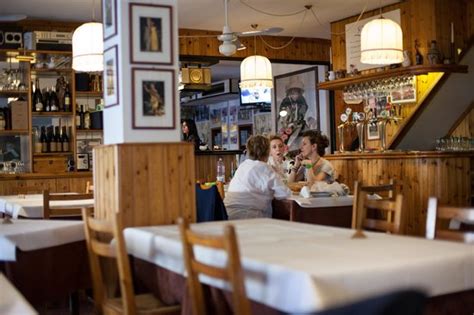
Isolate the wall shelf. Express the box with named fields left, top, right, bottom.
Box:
left=317, top=64, right=468, bottom=90
left=0, top=90, right=29, bottom=96
left=75, top=91, right=103, bottom=97
left=0, top=130, right=29, bottom=136
left=76, top=129, right=103, bottom=133
left=33, top=152, right=73, bottom=157
left=32, top=112, right=73, bottom=117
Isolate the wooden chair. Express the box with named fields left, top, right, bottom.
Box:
left=81, top=208, right=181, bottom=315
left=178, top=218, right=251, bottom=315
left=352, top=180, right=404, bottom=236
left=199, top=182, right=225, bottom=200
left=426, top=197, right=474, bottom=243
left=85, top=181, right=94, bottom=194
left=42, top=190, right=94, bottom=219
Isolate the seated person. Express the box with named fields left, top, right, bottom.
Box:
left=224, top=135, right=291, bottom=219
left=267, top=135, right=291, bottom=181
left=288, top=130, right=334, bottom=185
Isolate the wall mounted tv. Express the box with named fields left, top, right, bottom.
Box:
left=240, top=87, right=272, bottom=107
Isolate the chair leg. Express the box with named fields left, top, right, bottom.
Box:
left=69, top=291, right=80, bottom=315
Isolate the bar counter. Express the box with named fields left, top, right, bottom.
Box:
left=326, top=150, right=473, bottom=236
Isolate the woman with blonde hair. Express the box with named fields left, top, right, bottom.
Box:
left=224, top=135, right=291, bottom=219
left=267, top=134, right=291, bottom=181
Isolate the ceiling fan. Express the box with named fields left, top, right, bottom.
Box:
left=180, top=0, right=283, bottom=56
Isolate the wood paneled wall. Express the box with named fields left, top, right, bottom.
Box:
left=179, top=29, right=331, bottom=62
left=93, top=143, right=196, bottom=228
left=330, top=0, right=473, bottom=150
left=450, top=104, right=474, bottom=137
left=195, top=152, right=239, bottom=183
left=326, top=151, right=471, bottom=236
left=0, top=173, right=92, bottom=195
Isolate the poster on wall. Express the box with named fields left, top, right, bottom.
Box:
left=253, top=112, right=272, bottom=136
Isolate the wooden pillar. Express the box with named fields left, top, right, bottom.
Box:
left=93, top=142, right=196, bottom=227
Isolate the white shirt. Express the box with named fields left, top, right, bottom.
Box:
left=267, top=156, right=292, bottom=181
left=224, top=159, right=291, bottom=220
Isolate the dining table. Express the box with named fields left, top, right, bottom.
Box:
left=272, top=194, right=353, bottom=227
left=0, top=219, right=90, bottom=310
left=0, top=272, right=38, bottom=315
left=123, top=218, right=474, bottom=314
left=0, top=193, right=94, bottom=218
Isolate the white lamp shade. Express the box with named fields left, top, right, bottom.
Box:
left=360, top=18, right=403, bottom=65
left=72, top=22, right=104, bottom=72
left=240, top=55, right=273, bottom=89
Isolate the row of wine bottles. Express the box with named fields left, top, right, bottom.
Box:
left=33, top=125, right=70, bottom=153
left=75, top=105, right=91, bottom=130
left=32, top=78, right=72, bottom=112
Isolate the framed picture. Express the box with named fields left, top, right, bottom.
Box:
left=131, top=68, right=175, bottom=129
left=274, top=67, right=320, bottom=152
left=103, top=45, right=119, bottom=108
left=367, top=122, right=380, bottom=140
left=129, top=3, right=173, bottom=65
left=390, top=75, right=417, bottom=104
left=103, top=0, right=117, bottom=40
left=253, top=112, right=272, bottom=136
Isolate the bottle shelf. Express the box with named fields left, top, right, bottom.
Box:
left=76, top=129, right=103, bottom=133
left=32, top=112, right=74, bottom=117
left=0, top=129, right=29, bottom=136
left=75, top=91, right=103, bottom=97
left=33, top=152, right=73, bottom=157
left=0, top=90, right=29, bottom=96
left=317, top=64, right=468, bottom=90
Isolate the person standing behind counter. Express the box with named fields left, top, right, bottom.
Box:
left=181, top=119, right=201, bottom=150
left=225, top=135, right=291, bottom=220
left=288, top=130, right=335, bottom=185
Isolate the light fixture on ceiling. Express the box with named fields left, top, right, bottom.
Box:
left=72, top=0, right=103, bottom=72
left=360, top=13, right=403, bottom=65
left=240, top=55, right=273, bottom=89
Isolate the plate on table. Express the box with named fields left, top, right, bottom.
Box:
left=310, top=191, right=333, bottom=198
left=288, top=182, right=307, bottom=193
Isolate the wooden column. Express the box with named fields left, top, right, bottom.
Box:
left=93, top=143, right=196, bottom=228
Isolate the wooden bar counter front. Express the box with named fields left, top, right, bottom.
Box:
left=326, top=151, right=472, bottom=236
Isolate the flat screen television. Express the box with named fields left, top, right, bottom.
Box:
left=239, top=87, right=272, bottom=107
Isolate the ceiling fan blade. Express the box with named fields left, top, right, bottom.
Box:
left=238, top=27, right=284, bottom=37
left=179, top=34, right=220, bottom=38
left=0, top=14, right=27, bottom=22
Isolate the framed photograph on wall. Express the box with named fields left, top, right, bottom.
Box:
left=103, top=0, right=117, bottom=40
left=390, top=75, right=417, bottom=104
left=131, top=68, right=175, bottom=129
left=274, top=67, right=320, bottom=152
left=367, top=122, right=380, bottom=140
left=103, top=45, right=119, bottom=108
left=129, top=3, right=173, bottom=65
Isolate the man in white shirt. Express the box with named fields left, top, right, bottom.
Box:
left=224, top=135, right=291, bottom=219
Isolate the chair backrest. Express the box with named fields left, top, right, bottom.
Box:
left=43, top=190, right=93, bottom=219
left=85, top=181, right=94, bottom=194
left=178, top=218, right=251, bottom=315
left=196, top=184, right=228, bottom=222
left=81, top=208, right=137, bottom=314
left=352, top=180, right=403, bottom=234
left=426, top=197, right=474, bottom=243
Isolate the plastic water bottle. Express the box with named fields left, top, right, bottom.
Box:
left=216, top=158, right=225, bottom=183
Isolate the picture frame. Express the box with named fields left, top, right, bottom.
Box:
left=103, top=0, right=117, bottom=40
left=103, top=45, right=119, bottom=108
left=253, top=112, right=272, bottom=136
left=274, top=67, right=320, bottom=152
left=129, top=3, right=173, bottom=65
left=367, top=122, right=380, bottom=140
left=390, top=75, right=417, bottom=104
left=131, top=67, right=175, bottom=129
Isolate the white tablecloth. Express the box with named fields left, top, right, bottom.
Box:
left=0, top=219, right=85, bottom=261
left=0, top=273, right=37, bottom=315
left=289, top=195, right=353, bottom=208
left=124, top=218, right=474, bottom=313
left=0, top=194, right=94, bottom=218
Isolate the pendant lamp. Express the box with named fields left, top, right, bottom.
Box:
left=240, top=55, right=273, bottom=89
left=72, top=22, right=104, bottom=72
left=360, top=17, right=403, bottom=65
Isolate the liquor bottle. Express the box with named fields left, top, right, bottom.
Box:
left=415, top=40, right=423, bottom=65
left=50, top=87, right=59, bottom=112
left=54, top=126, right=61, bottom=152
left=49, top=126, right=57, bottom=152
left=0, top=112, right=5, bottom=130
left=34, top=78, right=44, bottom=112
left=33, top=127, right=42, bottom=153
left=64, top=84, right=71, bottom=112
left=80, top=105, right=85, bottom=129
left=75, top=104, right=81, bottom=129
left=216, top=158, right=225, bottom=182
left=84, top=106, right=91, bottom=129
left=61, top=126, right=70, bottom=152
left=44, top=88, right=51, bottom=112
left=40, top=126, right=48, bottom=153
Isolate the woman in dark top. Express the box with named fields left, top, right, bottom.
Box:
left=182, top=119, right=201, bottom=150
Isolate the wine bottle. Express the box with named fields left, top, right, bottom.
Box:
left=54, top=126, right=61, bottom=151
left=50, top=87, right=59, bottom=112
left=80, top=105, right=85, bottom=129
left=34, top=127, right=42, bottom=153
left=44, top=88, right=51, bottom=112
left=75, top=104, right=81, bottom=129
left=49, top=126, right=57, bottom=152
left=64, top=84, right=71, bottom=112
left=34, top=78, right=44, bottom=112
left=61, top=126, right=70, bottom=152
left=84, top=106, right=91, bottom=129
left=40, top=126, right=48, bottom=153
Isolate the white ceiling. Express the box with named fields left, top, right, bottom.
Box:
left=0, top=0, right=400, bottom=39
